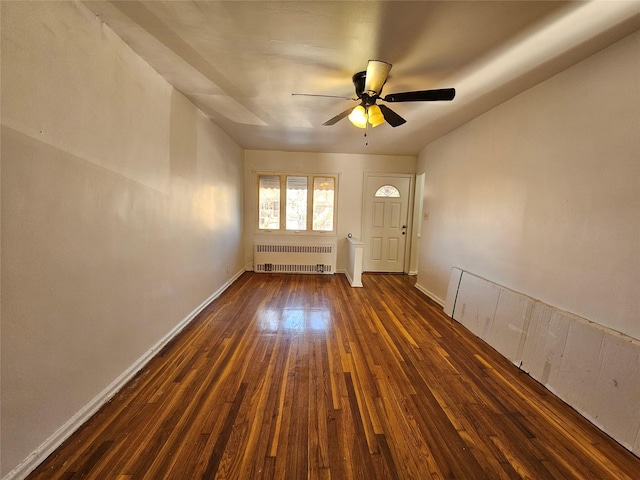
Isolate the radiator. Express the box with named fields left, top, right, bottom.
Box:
left=253, top=243, right=336, bottom=274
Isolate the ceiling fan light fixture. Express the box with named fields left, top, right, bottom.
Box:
left=348, top=105, right=367, bottom=128
left=367, top=104, right=385, bottom=127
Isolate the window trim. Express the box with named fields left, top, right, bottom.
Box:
left=255, top=172, right=338, bottom=234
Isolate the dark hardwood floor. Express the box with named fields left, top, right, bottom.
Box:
left=28, top=272, right=640, bottom=479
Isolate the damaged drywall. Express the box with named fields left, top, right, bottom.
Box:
left=447, top=268, right=640, bottom=456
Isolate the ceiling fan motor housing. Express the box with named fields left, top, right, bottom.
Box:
left=352, top=71, right=366, bottom=99
left=352, top=71, right=384, bottom=106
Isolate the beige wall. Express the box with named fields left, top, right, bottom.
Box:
left=1, top=2, right=244, bottom=476
left=416, top=30, right=640, bottom=340
left=243, top=150, right=416, bottom=272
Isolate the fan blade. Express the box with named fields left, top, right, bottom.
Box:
left=364, top=60, right=392, bottom=96
left=322, top=107, right=354, bottom=126
left=383, top=88, right=456, bottom=102
left=292, top=93, right=356, bottom=101
left=379, top=104, right=406, bottom=127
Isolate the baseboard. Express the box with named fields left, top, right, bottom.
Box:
left=3, top=269, right=245, bottom=480
left=414, top=282, right=445, bottom=307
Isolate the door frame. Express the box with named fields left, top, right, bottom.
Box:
left=409, top=172, right=425, bottom=275
left=361, top=172, right=415, bottom=273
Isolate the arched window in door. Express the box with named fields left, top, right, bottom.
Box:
left=374, top=185, right=400, bottom=198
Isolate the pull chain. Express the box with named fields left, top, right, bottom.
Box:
left=364, top=111, right=370, bottom=146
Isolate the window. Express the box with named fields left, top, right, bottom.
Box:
left=313, top=177, right=335, bottom=231
left=258, top=175, right=280, bottom=229
left=286, top=176, right=308, bottom=230
left=374, top=185, right=401, bottom=198
left=257, top=174, right=336, bottom=232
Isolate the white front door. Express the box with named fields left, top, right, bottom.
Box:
left=363, top=174, right=412, bottom=272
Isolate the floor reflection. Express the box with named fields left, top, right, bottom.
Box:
left=257, top=307, right=331, bottom=332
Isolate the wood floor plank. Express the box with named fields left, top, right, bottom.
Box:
left=27, top=272, right=640, bottom=479
left=203, top=383, right=248, bottom=479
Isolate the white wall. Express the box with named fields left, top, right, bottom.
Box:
left=243, top=150, right=416, bottom=272
left=1, top=2, right=244, bottom=477
left=416, top=30, right=640, bottom=340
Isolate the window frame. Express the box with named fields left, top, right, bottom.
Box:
left=255, top=172, right=338, bottom=234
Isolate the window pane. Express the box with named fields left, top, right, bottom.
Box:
left=375, top=185, right=400, bottom=197
left=313, top=177, right=335, bottom=231
left=258, top=175, right=280, bottom=230
left=286, top=176, right=307, bottom=230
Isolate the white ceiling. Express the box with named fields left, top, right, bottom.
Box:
left=83, top=1, right=640, bottom=156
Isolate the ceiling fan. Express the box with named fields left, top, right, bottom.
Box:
left=293, top=60, right=455, bottom=129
